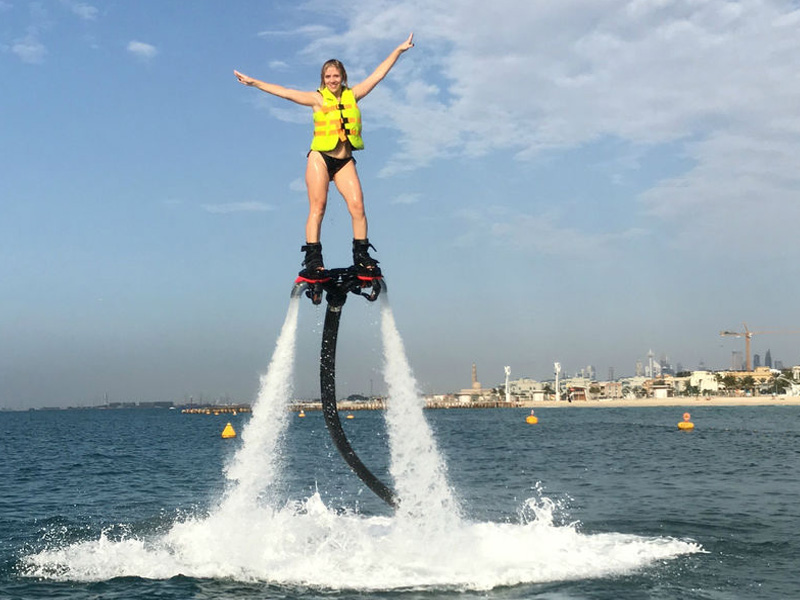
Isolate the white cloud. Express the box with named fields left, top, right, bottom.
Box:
left=639, top=129, right=800, bottom=255
left=244, top=93, right=307, bottom=124
left=202, top=202, right=275, bottom=214
left=61, top=0, right=98, bottom=20
left=127, top=40, right=158, bottom=60
left=258, top=25, right=333, bottom=38
left=453, top=206, right=647, bottom=258
left=267, top=104, right=307, bottom=125
left=12, top=33, right=46, bottom=64
left=2, top=1, right=94, bottom=64
left=392, top=1, right=798, bottom=159
left=5, top=3, right=54, bottom=64
left=391, top=193, right=421, bottom=205
left=269, top=59, right=290, bottom=70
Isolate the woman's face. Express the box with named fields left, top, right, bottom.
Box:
left=323, top=65, right=343, bottom=94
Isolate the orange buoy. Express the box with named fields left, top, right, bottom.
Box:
left=298, top=410, right=306, bottom=418
left=678, top=412, right=694, bottom=430
left=525, top=410, right=538, bottom=425
left=221, top=422, right=236, bottom=438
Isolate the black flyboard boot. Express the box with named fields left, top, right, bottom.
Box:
left=352, top=238, right=382, bottom=279
left=298, top=242, right=330, bottom=281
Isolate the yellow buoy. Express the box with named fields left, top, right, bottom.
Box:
left=298, top=410, right=305, bottom=418
left=678, top=412, right=694, bottom=430
left=346, top=414, right=354, bottom=419
left=525, top=410, right=538, bottom=425
left=221, top=422, right=236, bottom=438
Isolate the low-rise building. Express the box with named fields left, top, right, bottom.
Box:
left=508, top=377, right=544, bottom=401
left=690, top=370, right=721, bottom=394
left=595, top=381, right=623, bottom=399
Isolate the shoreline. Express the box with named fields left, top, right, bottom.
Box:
left=516, top=396, right=800, bottom=408
left=289, top=396, right=800, bottom=412
left=14, top=396, right=800, bottom=413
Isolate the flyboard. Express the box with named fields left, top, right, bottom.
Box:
left=293, top=267, right=398, bottom=508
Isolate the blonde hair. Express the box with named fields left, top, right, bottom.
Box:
left=319, top=59, right=348, bottom=89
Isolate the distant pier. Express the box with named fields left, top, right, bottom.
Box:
left=181, top=405, right=251, bottom=415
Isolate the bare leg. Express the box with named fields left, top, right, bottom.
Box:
left=305, top=152, right=330, bottom=243
left=334, top=162, right=380, bottom=275
left=332, top=160, right=367, bottom=239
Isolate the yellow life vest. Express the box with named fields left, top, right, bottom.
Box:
left=310, top=87, right=364, bottom=152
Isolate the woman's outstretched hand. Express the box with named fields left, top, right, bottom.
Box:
left=397, top=33, right=414, bottom=53
left=233, top=70, right=254, bottom=85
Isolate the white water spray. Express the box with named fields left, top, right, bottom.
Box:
left=380, top=297, right=460, bottom=522
left=221, top=292, right=301, bottom=511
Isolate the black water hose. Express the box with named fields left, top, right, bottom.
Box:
left=319, top=301, right=398, bottom=508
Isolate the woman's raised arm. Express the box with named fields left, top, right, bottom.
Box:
left=234, top=70, right=320, bottom=107
left=350, top=33, right=414, bottom=101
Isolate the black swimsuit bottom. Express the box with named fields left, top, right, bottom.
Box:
left=311, top=151, right=356, bottom=180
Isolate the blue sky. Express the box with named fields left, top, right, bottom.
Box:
left=2, top=0, right=800, bottom=408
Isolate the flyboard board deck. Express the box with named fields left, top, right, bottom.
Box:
left=294, top=266, right=383, bottom=305
left=293, top=267, right=397, bottom=508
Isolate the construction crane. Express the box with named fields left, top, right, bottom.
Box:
left=720, top=323, right=800, bottom=371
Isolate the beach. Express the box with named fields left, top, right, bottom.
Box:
left=287, top=395, right=800, bottom=413
left=523, top=395, right=800, bottom=408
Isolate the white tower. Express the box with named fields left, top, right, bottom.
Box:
left=554, top=362, right=562, bottom=402
left=504, top=366, right=511, bottom=403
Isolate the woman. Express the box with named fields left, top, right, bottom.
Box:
left=234, top=33, right=414, bottom=280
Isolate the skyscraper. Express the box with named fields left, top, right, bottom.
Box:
left=765, top=349, right=773, bottom=369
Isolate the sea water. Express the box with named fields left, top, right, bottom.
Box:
left=2, top=299, right=799, bottom=598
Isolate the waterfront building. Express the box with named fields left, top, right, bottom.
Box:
left=690, top=370, right=721, bottom=394
left=560, top=376, right=592, bottom=401
left=595, top=381, right=623, bottom=399
left=651, top=383, right=673, bottom=399
left=508, top=377, right=545, bottom=401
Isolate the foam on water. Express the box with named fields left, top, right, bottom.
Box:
left=20, top=488, right=701, bottom=589
left=19, top=293, right=703, bottom=590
